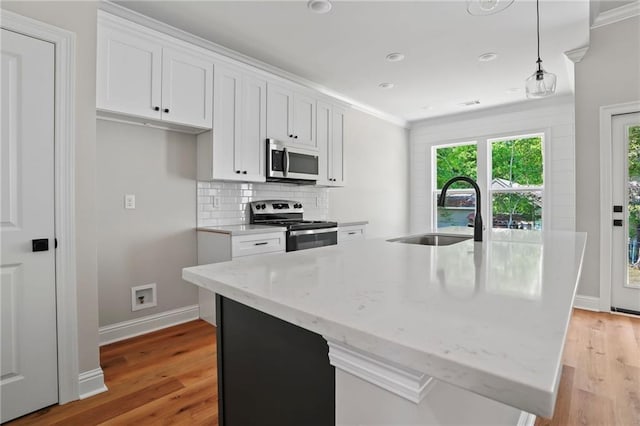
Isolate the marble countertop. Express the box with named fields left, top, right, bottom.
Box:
left=196, top=224, right=287, bottom=236
left=183, top=228, right=586, bottom=417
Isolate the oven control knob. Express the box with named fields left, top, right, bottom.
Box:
left=262, top=204, right=267, bottom=209
left=256, top=204, right=261, bottom=210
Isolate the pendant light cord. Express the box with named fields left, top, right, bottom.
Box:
left=536, top=0, right=541, bottom=68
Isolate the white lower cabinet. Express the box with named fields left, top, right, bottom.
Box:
left=197, top=230, right=285, bottom=325
left=197, top=64, right=267, bottom=182
left=338, top=223, right=367, bottom=243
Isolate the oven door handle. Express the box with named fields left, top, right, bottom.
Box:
left=283, top=147, right=289, bottom=177
left=289, top=227, right=338, bottom=237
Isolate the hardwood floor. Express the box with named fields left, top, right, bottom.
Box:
left=536, top=309, right=640, bottom=426
left=6, top=310, right=640, bottom=425
left=8, top=320, right=218, bottom=425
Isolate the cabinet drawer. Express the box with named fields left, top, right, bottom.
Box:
left=338, top=225, right=366, bottom=243
left=232, top=232, right=285, bottom=257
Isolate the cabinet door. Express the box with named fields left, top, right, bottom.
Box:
left=240, top=75, right=267, bottom=182
left=161, top=48, right=213, bottom=129
left=316, top=101, right=332, bottom=186
left=266, top=83, right=293, bottom=142
left=212, top=65, right=242, bottom=180
left=96, top=24, right=162, bottom=120
left=293, top=93, right=317, bottom=148
left=331, top=106, right=346, bottom=186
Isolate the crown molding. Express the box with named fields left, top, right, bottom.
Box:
left=98, top=1, right=408, bottom=129
left=592, top=0, right=640, bottom=29
left=564, top=46, right=590, bottom=63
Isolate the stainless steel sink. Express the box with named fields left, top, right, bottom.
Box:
left=388, top=233, right=472, bottom=246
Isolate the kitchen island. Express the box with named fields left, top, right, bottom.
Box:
left=183, top=228, right=586, bottom=425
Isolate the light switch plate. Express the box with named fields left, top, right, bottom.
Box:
left=125, top=194, right=136, bottom=209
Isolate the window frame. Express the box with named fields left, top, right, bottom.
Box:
left=431, top=131, right=548, bottom=232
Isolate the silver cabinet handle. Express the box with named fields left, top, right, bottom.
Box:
left=254, top=242, right=269, bottom=246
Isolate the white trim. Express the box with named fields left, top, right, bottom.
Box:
left=517, top=411, right=537, bottom=426
left=573, top=295, right=601, bottom=312
left=599, top=102, right=640, bottom=312
left=97, top=1, right=408, bottom=129
left=78, top=368, right=108, bottom=400
left=564, top=46, right=589, bottom=64
left=99, top=305, right=200, bottom=346
left=0, top=10, right=79, bottom=404
left=592, top=0, right=640, bottom=29
left=326, top=339, right=436, bottom=404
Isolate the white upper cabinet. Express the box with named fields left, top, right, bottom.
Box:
left=331, top=105, right=346, bottom=186
left=96, top=12, right=213, bottom=130
left=316, top=101, right=346, bottom=187
left=197, top=64, right=266, bottom=182
left=161, top=48, right=213, bottom=128
left=267, top=83, right=317, bottom=148
left=96, top=22, right=162, bottom=120
left=292, top=92, right=317, bottom=148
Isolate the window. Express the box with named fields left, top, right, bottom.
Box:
left=432, top=133, right=544, bottom=231
left=490, top=135, right=544, bottom=230
left=433, top=142, right=477, bottom=229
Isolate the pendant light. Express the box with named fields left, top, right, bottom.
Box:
left=525, top=0, right=556, bottom=98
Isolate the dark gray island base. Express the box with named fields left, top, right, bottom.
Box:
left=216, top=295, right=335, bottom=426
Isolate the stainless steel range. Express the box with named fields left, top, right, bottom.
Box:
left=249, top=200, right=337, bottom=252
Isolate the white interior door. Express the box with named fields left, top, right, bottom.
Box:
left=1, top=29, right=58, bottom=422
left=611, top=112, right=640, bottom=313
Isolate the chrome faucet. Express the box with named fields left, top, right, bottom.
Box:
left=438, top=176, right=483, bottom=242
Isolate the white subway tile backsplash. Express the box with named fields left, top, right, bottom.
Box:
left=197, top=181, right=329, bottom=227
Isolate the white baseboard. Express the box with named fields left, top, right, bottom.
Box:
left=99, top=304, right=200, bottom=346
left=78, top=368, right=108, bottom=400
left=573, top=295, right=601, bottom=312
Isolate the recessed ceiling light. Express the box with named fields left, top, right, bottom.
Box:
left=478, top=52, right=498, bottom=62
left=385, top=52, right=405, bottom=62
left=460, top=100, right=481, bottom=107
left=467, top=0, right=515, bottom=16
left=378, top=82, right=394, bottom=89
left=506, top=88, right=521, bottom=94
left=307, top=0, right=332, bottom=14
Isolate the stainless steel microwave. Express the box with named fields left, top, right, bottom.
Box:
left=266, top=139, right=319, bottom=184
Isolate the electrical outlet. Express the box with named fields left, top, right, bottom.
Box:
left=316, top=196, right=321, bottom=208
left=124, top=194, right=136, bottom=209
left=213, top=196, right=220, bottom=208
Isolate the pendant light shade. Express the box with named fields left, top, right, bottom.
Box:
left=526, top=0, right=556, bottom=98
left=526, top=60, right=557, bottom=98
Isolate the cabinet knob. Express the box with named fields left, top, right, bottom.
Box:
left=289, top=134, right=293, bottom=138
left=242, top=171, right=247, bottom=174
left=236, top=170, right=241, bottom=174
left=163, top=108, right=170, bottom=113
left=153, top=106, right=160, bottom=111
left=293, top=135, right=298, bottom=139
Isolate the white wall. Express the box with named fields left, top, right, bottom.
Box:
left=329, top=108, right=410, bottom=238
left=410, top=96, right=576, bottom=236
left=575, top=16, right=640, bottom=298
left=1, top=0, right=101, bottom=375
left=96, top=120, right=198, bottom=327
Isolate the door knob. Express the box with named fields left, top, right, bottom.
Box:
left=32, top=238, right=49, bottom=252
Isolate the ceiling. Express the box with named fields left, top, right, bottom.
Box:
left=116, top=0, right=591, bottom=124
